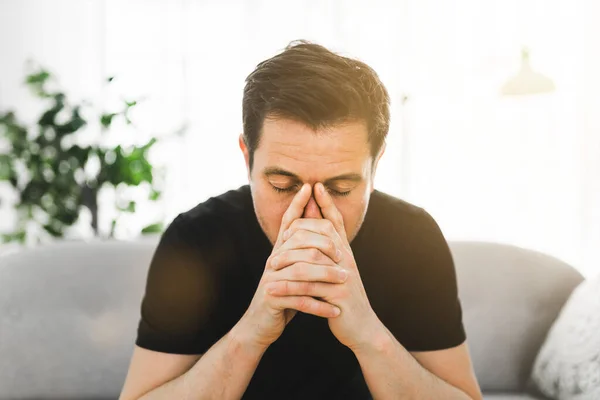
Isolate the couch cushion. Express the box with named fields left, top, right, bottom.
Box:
left=531, top=274, right=600, bottom=400
left=0, top=239, right=583, bottom=398
left=0, top=240, right=157, bottom=399
left=449, top=241, right=584, bottom=392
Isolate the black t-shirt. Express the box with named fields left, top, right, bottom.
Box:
left=136, top=185, right=466, bottom=399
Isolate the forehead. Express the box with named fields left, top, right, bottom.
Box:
left=256, top=117, right=371, bottom=180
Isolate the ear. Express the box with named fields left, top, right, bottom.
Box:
left=370, top=142, right=386, bottom=193
left=238, top=134, right=251, bottom=180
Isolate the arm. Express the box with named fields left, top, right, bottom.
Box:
left=353, top=322, right=482, bottom=400
left=350, top=206, right=482, bottom=399
left=120, top=323, right=266, bottom=400
left=119, top=213, right=265, bottom=400
left=298, top=186, right=482, bottom=399
left=122, top=185, right=342, bottom=399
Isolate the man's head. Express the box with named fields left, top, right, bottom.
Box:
left=239, top=40, right=390, bottom=245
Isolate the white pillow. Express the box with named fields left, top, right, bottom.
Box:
left=531, top=274, right=600, bottom=400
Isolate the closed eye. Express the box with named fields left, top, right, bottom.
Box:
left=271, top=185, right=351, bottom=197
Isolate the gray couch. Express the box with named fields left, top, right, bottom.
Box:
left=0, top=240, right=584, bottom=399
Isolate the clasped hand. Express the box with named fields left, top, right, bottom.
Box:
left=239, top=182, right=380, bottom=351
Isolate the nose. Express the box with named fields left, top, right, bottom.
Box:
left=302, top=195, right=323, bottom=219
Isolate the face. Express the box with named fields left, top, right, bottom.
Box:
left=239, top=117, right=385, bottom=246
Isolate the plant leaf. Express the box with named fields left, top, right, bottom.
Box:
left=0, top=155, right=15, bottom=180
left=141, top=222, right=163, bottom=235
left=100, top=113, right=118, bottom=128
left=42, top=223, right=63, bottom=237
left=26, top=70, right=50, bottom=85
left=109, top=218, right=118, bottom=238
left=25, top=69, right=54, bottom=98
left=118, top=200, right=136, bottom=213
left=149, top=189, right=161, bottom=201
left=55, top=106, right=87, bottom=136
left=38, top=103, right=63, bottom=127
left=1, top=230, right=26, bottom=243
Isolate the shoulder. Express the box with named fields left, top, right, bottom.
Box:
left=361, top=189, right=441, bottom=245
left=172, top=185, right=251, bottom=231
left=359, top=191, right=465, bottom=351
left=357, top=189, right=455, bottom=290
left=149, top=185, right=254, bottom=284
left=136, top=186, right=253, bottom=353
left=369, top=189, right=424, bottom=217
left=164, top=185, right=252, bottom=249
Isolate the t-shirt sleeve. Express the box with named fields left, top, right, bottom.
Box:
left=135, top=215, right=222, bottom=355
left=391, top=209, right=466, bottom=352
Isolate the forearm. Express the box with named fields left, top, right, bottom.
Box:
left=140, top=324, right=266, bottom=400
left=353, top=324, right=472, bottom=400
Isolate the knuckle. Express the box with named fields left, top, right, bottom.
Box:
left=327, top=239, right=336, bottom=252
left=310, top=248, right=321, bottom=261
left=295, top=230, right=307, bottom=242
left=314, top=266, right=326, bottom=281
left=304, top=281, right=315, bottom=294
left=263, top=282, right=274, bottom=297
left=283, top=215, right=298, bottom=230
left=289, top=219, right=300, bottom=231
left=274, top=252, right=285, bottom=266
left=296, top=296, right=307, bottom=310
left=317, top=302, right=329, bottom=315
left=325, top=220, right=336, bottom=234
left=338, top=267, right=348, bottom=281
left=306, top=299, right=317, bottom=313
left=289, top=266, right=303, bottom=280
left=296, top=281, right=307, bottom=294
left=300, top=262, right=312, bottom=277
left=328, top=267, right=341, bottom=282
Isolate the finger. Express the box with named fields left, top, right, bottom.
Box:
left=269, top=247, right=337, bottom=271
left=272, top=262, right=347, bottom=284
left=267, top=294, right=340, bottom=318
left=313, top=182, right=348, bottom=243
left=265, top=280, right=338, bottom=299
left=284, top=218, right=345, bottom=251
left=275, top=229, right=341, bottom=263
left=275, top=183, right=312, bottom=248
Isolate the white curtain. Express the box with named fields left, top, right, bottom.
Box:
left=1, top=0, right=599, bottom=276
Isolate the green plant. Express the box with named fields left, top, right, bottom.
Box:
left=0, top=67, right=166, bottom=244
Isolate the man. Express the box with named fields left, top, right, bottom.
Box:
left=120, top=41, right=482, bottom=400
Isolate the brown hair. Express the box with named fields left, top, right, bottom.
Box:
left=242, top=40, right=390, bottom=171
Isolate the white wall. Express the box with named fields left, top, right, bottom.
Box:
left=580, top=0, right=600, bottom=278
left=398, top=0, right=597, bottom=276
left=1, top=0, right=599, bottom=276
left=0, top=0, right=176, bottom=240
left=0, top=0, right=106, bottom=235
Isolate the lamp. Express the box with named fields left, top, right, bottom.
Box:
left=501, top=47, right=555, bottom=96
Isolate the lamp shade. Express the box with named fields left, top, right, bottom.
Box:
left=501, top=48, right=555, bottom=96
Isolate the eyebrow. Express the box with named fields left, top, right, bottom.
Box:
left=263, top=167, right=363, bottom=184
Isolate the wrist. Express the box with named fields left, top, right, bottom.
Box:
left=230, top=319, right=270, bottom=356
left=349, top=317, right=391, bottom=355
